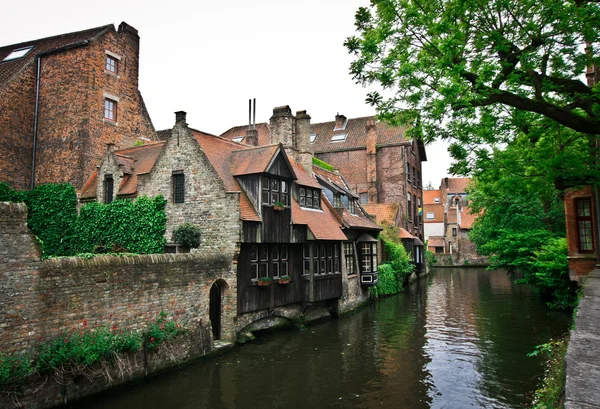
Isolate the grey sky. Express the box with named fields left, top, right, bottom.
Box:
left=1, top=0, right=453, bottom=188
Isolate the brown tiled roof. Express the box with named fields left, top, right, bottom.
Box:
left=291, top=193, right=347, bottom=241
left=311, top=116, right=409, bottom=153
left=423, top=189, right=442, bottom=205
left=362, top=203, right=399, bottom=226
left=423, top=203, right=444, bottom=223
left=231, top=145, right=284, bottom=176
left=0, top=24, right=112, bottom=88
left=459, top=207, right=479, bottom=229
left=79, top=141, right=165, bottom=199
left=192, top=131, right=261, bottom=221
left=313, top=165, right=380, bottom=231
left=290, top=160, right=321, bottom=189
left=399, top=227, right=415, bottom=239
left=220, top=123, right=271, bottom=146
left=442, top=177, right=471, bottom=193
left=428, top=237, right=445, bottom=247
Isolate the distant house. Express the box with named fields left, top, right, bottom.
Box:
left=80, top=107, right=381, bottom=340
left=423, top=189, right=444, bottom=252
left=221, top=112, right=427, bottom=269
left=564, top=186, right=598, bottom=280
left=0, top=22, right=155, bottom=190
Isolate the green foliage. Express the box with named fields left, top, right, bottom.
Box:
left=312, top=157, right=335, bottom=172
left=371, top=225, right=415, bottom=298
left=425, top=250, right=437, bottom=268
left=37, top=327, right=141, bottom=374
left=172, top=223, right=201, bottom=249
left=346, top=0, right=600, bottom=154
left=0, top=353, right=33, bottom=387
left=74, top=196, right=167, bottom=255
left=143, top=311, right=185, bottom=350
left=528, top=338, right=568, bottom=408
left=370, top=263, right=403, bottom=298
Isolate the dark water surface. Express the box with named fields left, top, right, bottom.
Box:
left=79, top=268, right=571, bottom=409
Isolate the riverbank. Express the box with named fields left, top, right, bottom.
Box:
left=564, top=268, right=600, bottom=409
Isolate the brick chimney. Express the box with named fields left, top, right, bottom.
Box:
left=366, top=118, right=377, bottom=203
left=175, top=111, right=187, bottom=124
left=295, top=110, right=313, bottom=175
left=334, top=113, right=347, bottom=130
left=245, top=128, right=258, bottom=146
left=270, top=106, right=294, bottom=148
left=117, top=22, right=140, bottom=87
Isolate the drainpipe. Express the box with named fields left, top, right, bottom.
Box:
left=31, top=40, right=89, bottom=189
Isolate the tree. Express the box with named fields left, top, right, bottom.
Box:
left=345, top=0, right=600, bottom=157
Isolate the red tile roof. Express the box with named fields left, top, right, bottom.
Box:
left=362, top=203, right=399, bottom=226
left=220, top=123, right=271, bottom=146
left=399, top=228, right=415, bottom=239
left=0, top=24, right=112, bottom=87
left=428, top=237, right=445, bottom=247
left=442, top=177, right=471, bottom=193
left=291, top=194, right=347, bottom=241
left=423, top=189, right=442, bottom=205
left=231, top=145, right=284, bottom=176
left=459, top=208, right=479, bottom=229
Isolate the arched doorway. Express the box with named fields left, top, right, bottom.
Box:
left=209, top=282, right=222, bottom=340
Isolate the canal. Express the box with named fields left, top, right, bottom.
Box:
left=78, top=268, right=571, bottom=409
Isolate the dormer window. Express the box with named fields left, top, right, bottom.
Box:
left=2, top=46, right=33, bottom=62
left=299, top=187, right=320, bottom=209
left=310, top=134, right=317, bottom=143
left=331, top=134, right=347, bottom=142
left=333, top=193, right=342, bottom=208
left=262, top=176, right=288, bottom=206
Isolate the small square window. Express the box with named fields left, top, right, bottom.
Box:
left=106, top=55, right=118, bottom=74
left=104, top=98, right=117, bottom=122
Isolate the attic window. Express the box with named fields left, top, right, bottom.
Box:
left=310, top=134, right=317, bottom=143
left=232, top=136, right=244, bottom=143
left=331, top=134, right=347, bottom=142
left=2, top=46, right=33, bottom=62
left=299, top=187, right=321, bottom=209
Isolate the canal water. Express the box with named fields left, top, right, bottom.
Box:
left=79, top=268, right=571, bottom=409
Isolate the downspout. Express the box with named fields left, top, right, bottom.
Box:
left=30, top=40, right=90, bottom=189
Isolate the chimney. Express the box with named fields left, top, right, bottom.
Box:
left=366, top=118, right=377, bottom=203
left=444, top=177, right=449, bottom=189
left=246, top=128, right=258, bottom=146
left=175, top=111, right=187, bottom=124
left=118, top=22, right=139, bottom=37
left=117, top=22, right=140, bottom=87
left=246, top=99, right=258, bottom=146
left=334, top=113, right=347, bottom=130
left=295, top=110, right=313, bottom=175
left=106, top=142, right=115, bottom=153
left=270, top=106, right=294, bottom=148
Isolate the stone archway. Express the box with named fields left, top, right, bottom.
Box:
left=209, top=280, right=228, bottom=341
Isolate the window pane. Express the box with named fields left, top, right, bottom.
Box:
left=271, top=179, right=279, bottom=192
left=303, top=244, right=310, bottom=259
left=104, top=176, right=113, bottom=204
left=262, top=190, right=270, bottom=204
left=327, top=259, right=332, bottom=273
left=300, top=196, right=305, bottom=206
left=334, top=259, right=339, bottom=273
left=281, top=245, right=288, bottom=260
left=300, top=188, right=305, bottom=197
left=281, top=181, right=288, bottom=193
left=314, top=194, right=320, bottom=208
left=272, top=263, right=279, bottom=278
left=272, top=193, right=279, bottom=204
left=281, top=194, right=288, bottom=206
left=260, top=263, right=268, bottom=278
left=262, top=176, right=269, bottom=190
left=281, top=262, right=288, bottom=276
left=172, top=174, right=185, bottom=204
left=362, top=255, right=371, bottom=272
left=577, top=199, right=591, bottom=217
left=260, top=246, right=268, bottom=261
left=327, top=244, right=333, bottom=258
left=272, top=245, right=279, bottom=261
left=304, top=260, right=311, bottom=275
left=306, top=197, right=312, bottom=207
left=321, top=260, right=326, bottom=274
left=250, top=264, right=258, bottom=280
left=579, top=220, right=593, bottom=251
left=250, top=245, right=258, bottom=262
left=313, top=190, right=319, bottom=199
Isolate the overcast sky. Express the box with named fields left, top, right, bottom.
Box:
left=1, top=0, right=453, bottom=188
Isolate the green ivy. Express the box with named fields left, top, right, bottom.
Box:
left=312, top=157, right=335, bottom=172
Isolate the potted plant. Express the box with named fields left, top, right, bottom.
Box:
left=257, top=276, right=272, bottom=287
left=278, top=275, right=291, bottom=284
left=273, top=201, right=285, bottom=211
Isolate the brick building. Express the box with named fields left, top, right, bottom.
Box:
left=423, top=189, right=444, bottom=252
left=0, top=22, right=155, bottom=190
left=221, top=112, right=427, bottom=266
left=81, top=108, right=381, bottom=337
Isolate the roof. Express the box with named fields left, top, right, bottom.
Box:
left=0, top=24, right=112, bottom=88
left=231, top=145, right=285, bottom=176
left=220, top=123, right=271, bottom=146
left=428, top=237, right=445, bottom=247
left=291, top=195, right=347, bottom=241
left=459, top=208, right=479, bottom=229
left=423, top=190, right=442, bottom=205
left=398, top=227, right=415, bottom=239
left=423, top=203, right=444, bottom=223
left=442, top=177, right=471, bottom=194
left=79, top=141, right=165, bottom=199
left=313, top=165, right=381, bottom=231
left=362, top=203, right=399, bottom=226
left=310, top=116, right=409, bottom=153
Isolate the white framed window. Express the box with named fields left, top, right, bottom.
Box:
left=330, top=133, right=347, bottom=142
left=426, top=212, right=435, bottom=219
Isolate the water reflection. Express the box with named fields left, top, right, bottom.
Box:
left=78, top=269, right=570, bottom=409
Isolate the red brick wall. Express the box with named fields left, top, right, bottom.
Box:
left=0, top=24, right=155, bottom=190
left=316, top=149, right=368, bottom=194
left=0, top=64, right=36, bottom=189
left=564, top=186, right=598, bottom=279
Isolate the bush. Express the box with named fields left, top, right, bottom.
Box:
left=528, top=337, right=568, bottom=408
left=370, top=264, right=402, bottom=298
left=425, top=250, right=437, bottom=268
left=172, top=223, right=201, bottom=249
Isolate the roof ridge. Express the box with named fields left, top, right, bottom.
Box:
left=116, top=141, right=165, bottom=153
left=0, top=24, right=113, bottom=50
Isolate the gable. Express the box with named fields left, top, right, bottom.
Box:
left=266, top=153, right=293, bottom=179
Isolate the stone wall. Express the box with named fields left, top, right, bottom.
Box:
left=0, top=200, right=236, bottom=367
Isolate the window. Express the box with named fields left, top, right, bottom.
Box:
left=2, top=46, right=33, bottom=61
left=105, top=55, right=118, bottom=74
left=303, top=243, right=340, bottom=275
left=104, top=175, right=114, bottom=204
left=452, top=227, right=457, bottom=237
left=104, top=98, right=117, bottom=121
left=172, top=173, right=185, bottom=204
left=407, top=193, right=412, bottom=222
left=348, top=199, right=356, bottom=214
left=435, top=247, right=444, bottom=254
left=299, top=186, right=320, bottom=209
left=433, top=198, right=440, bottom=203
left=344, top=243, right=355, bottom=275
left=412, top=166, right=417, bottom=187
left=262, top=176, right=289, bottom=206
left=232, top=136, right=244, bottom=143
left=417, top=170, right=421, bottom=188
left=413, top=194, right=417, bottom=224
left=417, top=197, right=422, bottom=224
left=360, top=242, right=378, bottom=274
left=330, top=133, right=348, bottom=142
left=310, top=134, right=317, bottom=143
left=576, top=198, right=594, bottom=252
left=359, top=192, right=368, bottom=204
left=406, top=164, right=411, bottom=184
left=333, top=193, right=342, bottom=208
left=426, top=212, right=435, bottom=219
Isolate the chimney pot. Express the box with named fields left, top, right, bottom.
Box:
left=334, top=113, right=347, bottom=130
left=175, top=111, right=187, bottom=124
